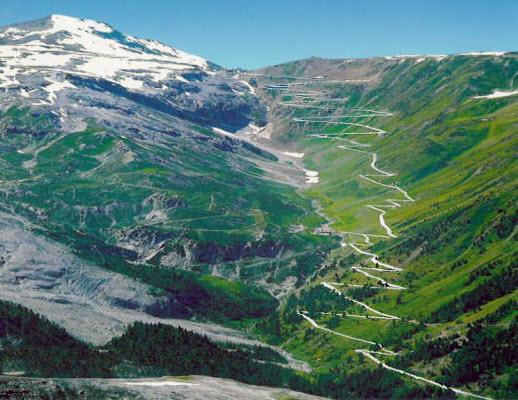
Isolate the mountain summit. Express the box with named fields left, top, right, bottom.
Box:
left=0, top=15, right=264, bottom=133
left=0, top=14, right=209, bottom=92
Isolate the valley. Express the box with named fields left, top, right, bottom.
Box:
left=242, top=72, right=491, bottom=399
left=246, top=55, right=517, bottom=399
left=0, top=14, right=516, bottom=400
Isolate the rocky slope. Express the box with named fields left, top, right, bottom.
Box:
left=0, top=15, right=265, bottom=131
left=0, top=375, right=326, bottom=400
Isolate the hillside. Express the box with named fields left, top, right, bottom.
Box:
left=0, top=16, right=337, bottom=347
left=246, top=53, right=517, bottom=399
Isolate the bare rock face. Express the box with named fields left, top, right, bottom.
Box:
left=0, top=212, right=185, bottom=344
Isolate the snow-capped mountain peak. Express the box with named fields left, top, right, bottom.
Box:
left=0, top=15, right=262, bottom=135
left=0, top=14, right=209, bottom=91
left=1, top=15, right=113, bottom=41
left=47, top=14, right=113, bottom=35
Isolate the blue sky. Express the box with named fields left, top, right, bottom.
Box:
left=1, top=0, right=516, bottom=69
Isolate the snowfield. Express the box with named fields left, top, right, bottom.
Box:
left=0, top=15, right=209, bottom=92
left=283, top=151, right=305, bottom=158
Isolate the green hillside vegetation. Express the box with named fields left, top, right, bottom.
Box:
left=0, top=106, right=336, bottom=321
left=251, top=54, right=518, bottom=399
left=0, top=53, right=516, bottom=398
left=0, top=299, right=456, bottom=399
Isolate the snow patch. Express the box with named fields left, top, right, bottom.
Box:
left=460, top=51, right=507, bottom=56
left=304, top=169, right=319, bottom=184
left=117, top=76, right=144, bottom=90
left=0, top=63, right=19, bottom=88
left=283, top=152, right=305, bottom=158
left=43, top=78, right=76, bottom=104
left=212, top=127, right=234, bottom=138
left=472, top=89, right=518, bottom=99
left=51, top=14, right=113, bottom=34
left=384, top=54, right=447, bottom=61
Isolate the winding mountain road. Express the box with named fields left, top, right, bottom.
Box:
left=256, top=75, right=492, bottom=400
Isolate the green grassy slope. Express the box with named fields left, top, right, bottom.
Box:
left=0, top=106, right=336, bottom=321
left=252, top=54, right=518, bottom=399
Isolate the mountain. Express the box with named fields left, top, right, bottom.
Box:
left=0, top=15, right=209, bottom=85
left=0, top=14, right=266, bottom=131
left=248, top=54, right=517, bottom=399
left=0, top=14, right=517, bottom=400
left=0, top=15, right=337, bottom=345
